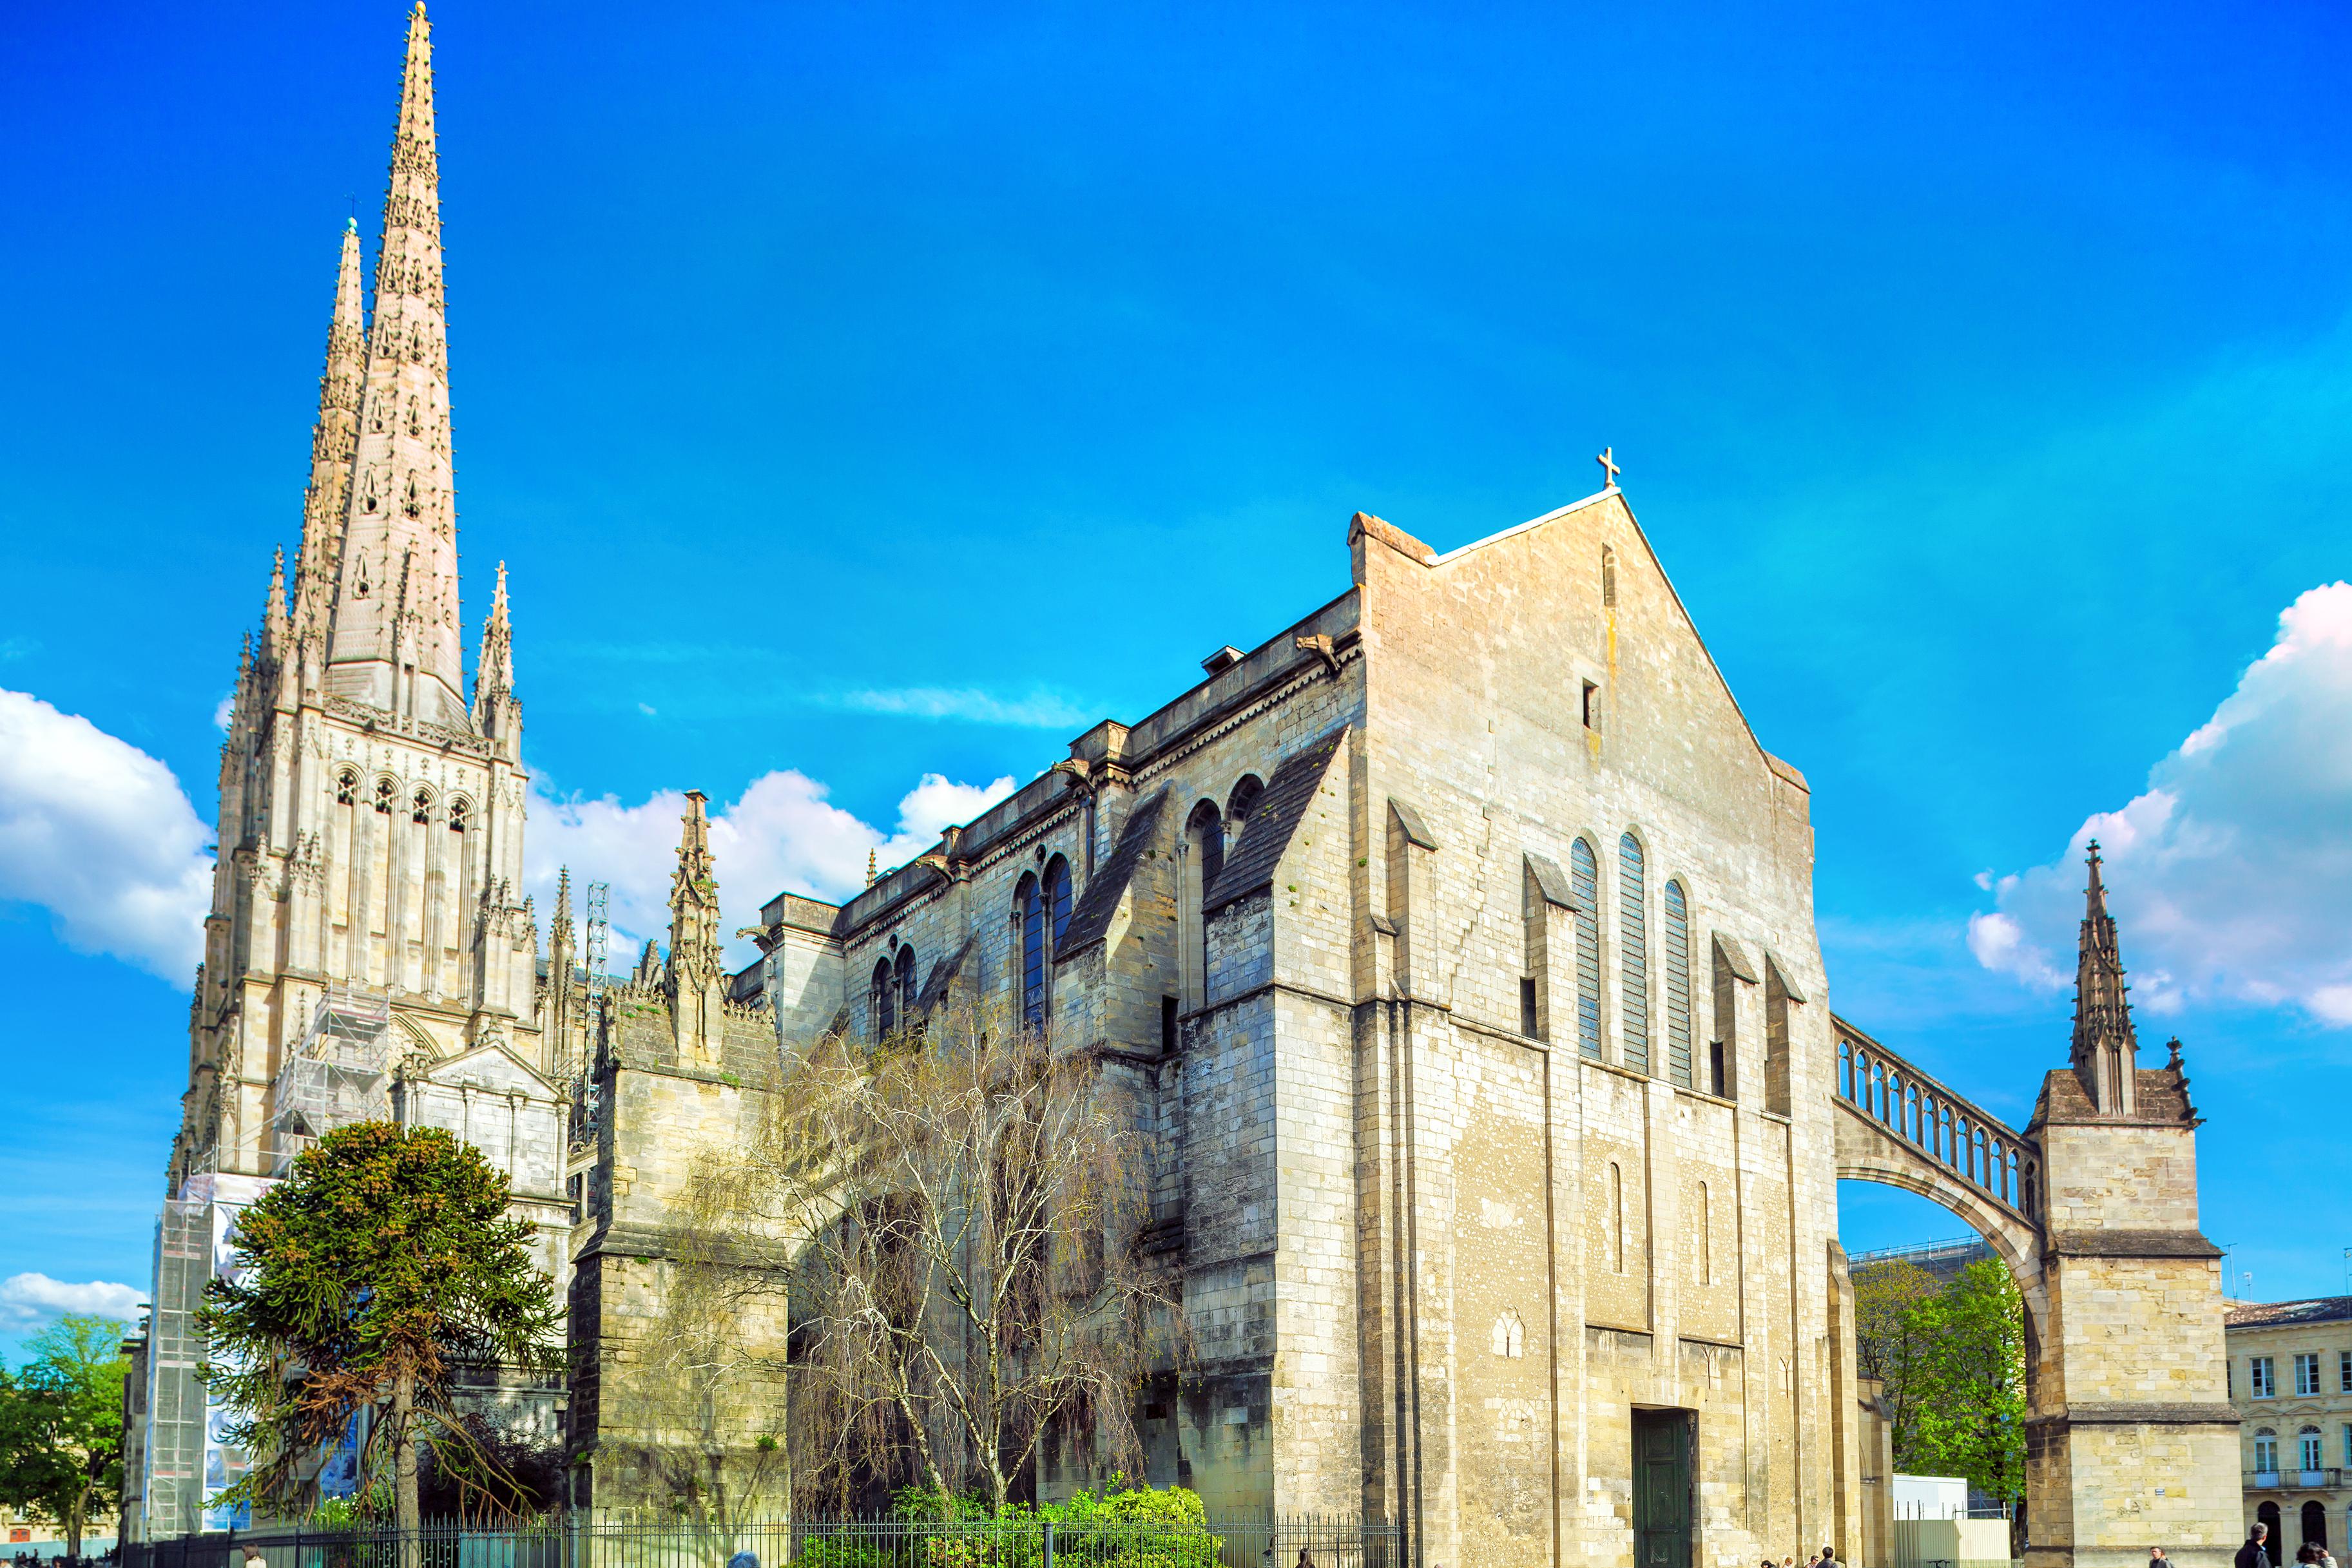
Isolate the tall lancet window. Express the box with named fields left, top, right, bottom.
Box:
left=1016, top=873, right=1046, bottom=1031
left=1663, top=880, right=1693, bottom=1088
left=1570, top=838, right=1602, bottom=1060
left=1619, top=833, right=1650, bottom=1074
left=872, top=957, right=896, bottom=1040
left=1045, top=856, right=1074, bottom=954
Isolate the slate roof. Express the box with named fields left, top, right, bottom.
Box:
left=2226, top=1296, right=2352, bottom=1330
left=1204, top=726, right=1349, bottom=915
left=1052, top=788, right=1169, bottom=961
left=2032, top=1064, right=2196, bottom=1126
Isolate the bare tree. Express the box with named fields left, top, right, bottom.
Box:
left=671, top=1002, right=1179, bottom=1516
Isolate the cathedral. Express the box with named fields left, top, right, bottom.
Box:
left=126, top=8, right=2245, bottom=1568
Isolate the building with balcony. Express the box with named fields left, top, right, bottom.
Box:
left=2227, top=1297, right=2352, bottom=1562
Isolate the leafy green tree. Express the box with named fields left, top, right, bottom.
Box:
left=1851, top=1259, right=1941, bottom=1462
left=0, top=1315, right=130, bottom=1556
left=1907, top=1260, right=2027, bottom=1507
left=197, top=1122, right=560, bottom=1540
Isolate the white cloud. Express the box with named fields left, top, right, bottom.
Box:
left=211, top=693, right=235, bottom=732
left=0, top=689, right=212, bottom=982
left=525, top=768, right=1019, bottom=968
left=1971, top=582, right=2352, bottom=1027
left=0, top=1273, right=145, bottom=1331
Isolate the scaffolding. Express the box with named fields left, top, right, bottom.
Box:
left=142, top=1196, right=208, bottom=1537
left=266, top=987, right=394, bottom=1176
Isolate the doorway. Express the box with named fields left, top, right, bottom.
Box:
left=1634, top=1408, right=1695, bottom=1568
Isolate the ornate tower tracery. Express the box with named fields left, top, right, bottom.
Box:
left=169, top=0, right=546, bottom=1195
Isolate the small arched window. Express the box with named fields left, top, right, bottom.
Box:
left=1662, top=880, right=1693, bottom=1088
left=1838, top=1038, right=1854, bottom=1100
left=336, top=770, right=358, bottom=807
left=872, top=956, right=897, bottom=1039
left=1570, top=839, right=1602, bottom=1060
left=412, top=789, right=432, bottom=825
left=895, top=945, right=919, bottom=1027
left=1618, top=834, right=1648, bottom=1073
left=373, top=778, right=396, bottom=815
left=1226, top=775, right=1264, bottom=832
left=447, top=797, right=468, bottom=834
left=1015, top=873, right=1045, bottom=1030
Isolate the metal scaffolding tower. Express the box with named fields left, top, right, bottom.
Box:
left=142, top=1198, right=208, bottom=1536
left=266, top=987, right=394, bottom=1176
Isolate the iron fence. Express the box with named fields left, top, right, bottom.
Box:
left=122, top=1515, right=1401, bottom=1568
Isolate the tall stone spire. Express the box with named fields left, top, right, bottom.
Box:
left=2068, top=840, right=2139, bottom=1116
left=666, top=791, right=728, bottom=1068
left=294, top=220, right=367, bottom=642
left=327, top=1, right=466, bottom=726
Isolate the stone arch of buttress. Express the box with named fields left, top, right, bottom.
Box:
left=1833, top=1107, right=2047, bottom=1328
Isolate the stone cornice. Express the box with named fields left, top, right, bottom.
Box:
left=2046, top=1228, right=2222, bottom=1260
left=2025, top=1402, right=2241, bottom=1429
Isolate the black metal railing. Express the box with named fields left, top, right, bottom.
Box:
left=123, top=1514, right=1402, bottom=1568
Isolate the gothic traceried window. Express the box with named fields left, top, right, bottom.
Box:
left=448, top=797, right=468, bottom=833
left=412, top=789, right=431, bottom=825
left=336, top=770, right=358, bottom=807
left=894, top=944, right=919, bottom=1028
left=373, top=778, right=395, bottom=815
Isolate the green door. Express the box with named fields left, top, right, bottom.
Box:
left=1634, top=1409, right=1694, bottom=1568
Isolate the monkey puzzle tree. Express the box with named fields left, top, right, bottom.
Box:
left=197, top=1122, right=560, bottom=1539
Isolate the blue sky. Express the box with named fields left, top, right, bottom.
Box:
left=4, top=0, right=2351, bottom=1353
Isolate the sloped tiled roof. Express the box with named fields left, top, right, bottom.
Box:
left=2226, top=1297, right=2352, bottom=1330
left=1204, top=726, right=1349, bottom=914
left=1052, top=789, right=1168, bottom=961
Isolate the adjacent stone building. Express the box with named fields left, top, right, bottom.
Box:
left=2226, top=1297, right=2352, bottom=1561
left=695, top=494, right=1864, bottom=1568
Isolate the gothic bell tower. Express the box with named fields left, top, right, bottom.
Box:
left=170, top=1, right=545, bottom=1192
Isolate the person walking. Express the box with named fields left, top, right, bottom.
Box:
left=2238, top=1522, right=2271, bottom=1568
